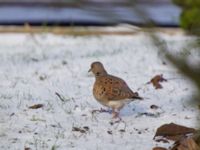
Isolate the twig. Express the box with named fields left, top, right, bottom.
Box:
left=55, top=92, right=67, bottom=102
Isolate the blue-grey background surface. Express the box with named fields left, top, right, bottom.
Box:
left=0, top=0, right=181, bottom=26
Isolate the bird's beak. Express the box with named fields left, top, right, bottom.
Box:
left=88, top=68, right=92, bottom=72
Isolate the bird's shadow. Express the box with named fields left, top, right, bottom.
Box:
left=120, top=102, right=164, bottom=118
left=93, top=102, right=163, bottom=118
left=120, top=102, right=146, bottom=117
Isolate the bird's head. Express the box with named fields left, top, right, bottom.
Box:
left=88, top=61, right=107, bottom=77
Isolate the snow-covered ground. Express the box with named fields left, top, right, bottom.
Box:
left=0, top=29, right=199, bottom=150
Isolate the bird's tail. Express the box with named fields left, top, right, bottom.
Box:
left=132, top=92, right=143, bottom=100
left=132, top=95, right=143, bottom=100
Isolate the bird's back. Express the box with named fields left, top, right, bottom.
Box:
left=93, top=74, right=141, bottom=101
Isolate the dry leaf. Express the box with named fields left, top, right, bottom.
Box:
left=62, top=60, right=67, bottom=65
left=28, top=104, right=44, bottom=109
left=150, top=104, right=159, bottom=109
left=72, top=127, right=86, bottom=133
left=39, top=75, right=47, bottom=81
left=154, top=123, right=196, bottom=141
left=119, top=129, right=126, bottom=132
left=172, top=137, right=200, bottom=150
left=107, top=130, right=112, bottom=135
left=83, top=126, right=89, bottom=131
left=148, top=74, right=167, bottom=89
left=153, top=147, right=167, bottom=150
left=72, top=126, right=89, bottom=133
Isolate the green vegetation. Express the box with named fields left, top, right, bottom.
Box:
left=172, top=0, right=200, bottom=35
left=173, top=0, right=200, bottom=8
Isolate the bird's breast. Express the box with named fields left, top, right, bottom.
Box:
left=93, top=82, right=108, bottom=105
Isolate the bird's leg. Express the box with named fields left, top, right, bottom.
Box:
left=112, top=109, right=120, bottom=118
left=111, top=108, right=123, bottom=122
left=112, top=111, right=119, bottom=118
left=110, top=109, right=123, bottom=124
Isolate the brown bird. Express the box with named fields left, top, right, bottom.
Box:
left=88, top=61, right=143, bottom=118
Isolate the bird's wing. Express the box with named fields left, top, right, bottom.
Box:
left=100, top=75, right=140, bottom=101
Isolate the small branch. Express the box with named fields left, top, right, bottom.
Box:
left=55, top=92, right=68, bottom=102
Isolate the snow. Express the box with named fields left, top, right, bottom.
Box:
left=0, top=29, right=199, bottom=150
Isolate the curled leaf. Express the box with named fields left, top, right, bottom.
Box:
left=148, top=74, right=167, bottom=89
left=72, top=126, right=89, bottom=133
left=172, top=137, right=200, bottom=150
left=29, top=104, right=44, bottom=109
left=154, top=123, right=196, bottom=141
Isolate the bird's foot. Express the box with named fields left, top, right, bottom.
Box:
left=92, top=108, right=111, bottom=114
left=112, top=111, right=119, bottom=118
left=110, top=117, right=123, bottom=125
left=111, top=111, right=122, bottom=123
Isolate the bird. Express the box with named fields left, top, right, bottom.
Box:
left=88, top=61, right=143, bottom=118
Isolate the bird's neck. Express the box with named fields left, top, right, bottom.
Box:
left=94, top=70, right=107, bottom=78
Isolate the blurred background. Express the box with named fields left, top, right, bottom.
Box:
left=0, top=0, right=181, bottom=27
left=0, top=0, right=199, bottom=148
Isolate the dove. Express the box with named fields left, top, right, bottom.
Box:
left=89, top=61, right=142, bottom=118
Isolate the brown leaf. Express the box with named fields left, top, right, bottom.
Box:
left=172, top=137, right=200, bottom=150
left=72, top=126, right=89, bottom=133
left=119, top=129, right=125, bottom=132
left=62, top=60, right=67, bottom=65
left=72, top=127, right=86, bottom=133
left=150, top=104, right=159, bottom=109
left=28, top=104, right=44, bottom=109
left=24, top=147, right=31, bottom=150
left=154, top=123, right=196, bottom=141
left=107, top=130, right=112, bottom=135
left=83, top=126, right=89, bottom=131
left=148, top=74, right=167, bottom=89
left=39, top=75, right=47, bottom=81
left=153, top=147, right=167, bottom=150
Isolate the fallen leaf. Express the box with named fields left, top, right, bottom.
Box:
left=28, top=104, right=44, bottom=109
left=10, top=113, right=15, bottom=117
left=83, top=126, right=89, bottom=131
left=172, top=137, right=200, bottom=150
left=72, top=127, right=86, bottom=133
left=72, top=126, right=89, bottom=133
left=31, top=58, right=39, bottom=62
left=148, top=74, right=167, bottom=89
left=154, top=123, right=196, bottom=141
left=107, top=130, right=112, bottom=135
left=119, top=129, right=125, bottom=133
left=24, top=148, right=31, bottom=150
left=185, top=116, right=191, bottom=119
left=153, top=147, right=167, bottom=150
left=62, top=60, right=67, bottom=65
left=150, top=104, right=159, bottom=109
left=39, top=75, right=47, bottom=81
